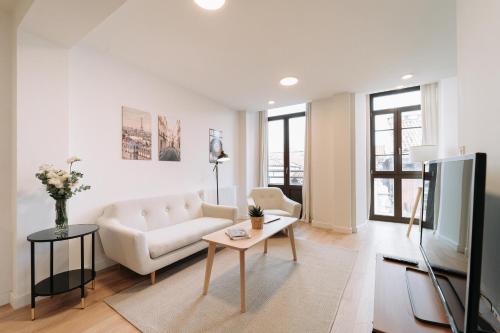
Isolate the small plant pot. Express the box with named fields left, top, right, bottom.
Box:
left=250, top=216, right=264, bottom=230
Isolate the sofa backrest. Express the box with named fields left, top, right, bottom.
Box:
left=101, top=191, right=204, bottom=231
left=249, top=187, right=284, bottom=210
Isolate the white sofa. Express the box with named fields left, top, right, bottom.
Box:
left=97, top=191, right=237, bottom=283
left=248, top=187, right=302, bottom=218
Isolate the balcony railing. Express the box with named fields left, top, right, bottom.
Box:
left=268, top=165, right=304, bottom=185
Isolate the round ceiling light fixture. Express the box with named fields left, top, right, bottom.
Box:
left=194, top=0, right=226, bottom=10
left=401, top=73, right=413, bottom=80
left=268, top=100, right=276, bottom=105
left=280, top=77, right=299, bottom=86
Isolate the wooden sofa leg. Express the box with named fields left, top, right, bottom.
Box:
left=151, top=271, right=156, bottom=285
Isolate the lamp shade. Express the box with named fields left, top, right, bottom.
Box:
left=217, top=150, right=230, bottom=162
left=408, top=145, right=438, bottom=163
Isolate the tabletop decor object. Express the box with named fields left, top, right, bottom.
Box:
left=249, top=205, right=264, bottom=229
left=35, top=157, right=90, bottom=233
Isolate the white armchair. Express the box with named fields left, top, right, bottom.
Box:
left=248, top=187, right=302, bottom=218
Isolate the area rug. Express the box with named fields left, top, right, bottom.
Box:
left=105, top=238, right=357, bottom=333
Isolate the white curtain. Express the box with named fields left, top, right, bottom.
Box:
left=258, top=110, right=268, bottom=187
left=301, top=103, right=312, bottom=222
left=421, top=82, right=439, bottom=145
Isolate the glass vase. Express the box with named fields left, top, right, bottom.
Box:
left=55, top=198, right=68, bottom=233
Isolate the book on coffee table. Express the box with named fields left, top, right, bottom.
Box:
left=225, top=227, right=250, bottom=240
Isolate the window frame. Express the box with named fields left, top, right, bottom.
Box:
left=267, top=111, right=306, bottom=191
left=369, top=86, right=422, bottom=223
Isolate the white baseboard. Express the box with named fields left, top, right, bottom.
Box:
left=331, top=225, right=353, bottom=234
left=10, top=291, right=32, bottom=309
left=311, top=220, right=353, bottom=234
left=355, top=221, right=368, bottom=230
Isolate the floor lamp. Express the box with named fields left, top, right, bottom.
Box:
left=406, top=145, right=437, bottom=237
left=213, top=150, right=230, bottom=205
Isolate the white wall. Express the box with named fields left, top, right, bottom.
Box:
left=457, top=0, right=500, bottom=312
left=12, top=30, right=70, bottom=308
left=354, top=93, right=369, bottom=230
left=10, top=37, right=241, bottom=307
left=457, top=0, right=500, bottom=193
left=310, top=93, right=355, bottom=233
left=0, top=8, right=14, bottom=306
left=438, top=77, right=459, bottom=158
left=67, top=46, right=240, bottom=269
left=245, top=112, right=260, bottom=192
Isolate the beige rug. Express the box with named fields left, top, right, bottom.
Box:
left=105, top=238, right=357, bottom=333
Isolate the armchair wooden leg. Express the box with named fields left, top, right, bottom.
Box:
left=150, top=271, right=156, bottom=285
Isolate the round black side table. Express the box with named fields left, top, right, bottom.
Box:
left=27, top=224, right=99, bottom=320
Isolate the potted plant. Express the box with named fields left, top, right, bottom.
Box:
left=249, top=205, right=264, bottom=230
left=35, top=157, right=91, bottom=233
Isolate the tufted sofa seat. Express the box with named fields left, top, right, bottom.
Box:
left=97, top=191, right=237, bottom=282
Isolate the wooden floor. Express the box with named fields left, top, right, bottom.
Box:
left=0, top=221, right=422, bottom=333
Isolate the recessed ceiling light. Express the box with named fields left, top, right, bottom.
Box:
left=401, top=74, right=413, bottom=80
left=194, top=0, right=225, bottom=10
left=268, top=100, right=275, bottom=105
left=280, top=77, right=299, bottom=86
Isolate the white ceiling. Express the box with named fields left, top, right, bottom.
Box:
left=0, top=0, right=18, bottom=12
left=20, top=0, right=126, bottom=47
left=78, top=0, right=457, bottom=111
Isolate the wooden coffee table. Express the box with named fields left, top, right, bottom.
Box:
left=201, top=216, right=298, bottom=313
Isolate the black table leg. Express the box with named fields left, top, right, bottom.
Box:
left=50, top=241, right=54, bottom=295
left=91, top=233, right=95, bottom=289
left=80, top=235, right=85, bottom=309
left=31, top=242, right=35, bottom=320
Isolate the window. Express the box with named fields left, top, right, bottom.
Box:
left=267, top=103, right=306, bottom=204
left=370, top=87, right=422, bottom=222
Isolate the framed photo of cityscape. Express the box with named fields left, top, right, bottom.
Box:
left=209, top=129, right=223, bottom=163
left=158, top=114, right=181, bottom=161
left=121, top=106, right=152, bottom=160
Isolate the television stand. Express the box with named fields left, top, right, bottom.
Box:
left=373, top=254, right=451, bottom=333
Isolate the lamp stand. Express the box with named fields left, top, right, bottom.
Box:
left=213, top=161, right=220, bottom=205
left=406, top=164, right=424, bottom=237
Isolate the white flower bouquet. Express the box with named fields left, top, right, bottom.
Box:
left=35, top=157, right=91, bottom=230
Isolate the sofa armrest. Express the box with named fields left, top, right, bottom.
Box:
left=282, top=197, right=302, bottom=219
left=97, top=218, right=150, bottom=274
left=202, top=203, right=238, bottom=222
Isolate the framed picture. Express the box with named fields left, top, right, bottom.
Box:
left=158, top=114, right=181, bottom=161
left=122, top=106, right=152, bottom=160
left=209, top=129, right=223, bottom=163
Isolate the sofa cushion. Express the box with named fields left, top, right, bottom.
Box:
left=104, top=192, right=204, bottom=232
left=263, top=209, right=292, bottom=217
left=147, top=217, right=233, bottom=259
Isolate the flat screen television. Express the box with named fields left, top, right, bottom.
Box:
left=420, top=153, right=499, bottom=333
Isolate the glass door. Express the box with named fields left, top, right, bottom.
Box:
left=370, top=87, right=422, bottom=222
left=268, top=104, right=306, bottom=204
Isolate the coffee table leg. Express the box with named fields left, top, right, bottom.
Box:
left=264, top=239, right=268, bottom=254
left=288, top=225, right=297, bottom=261
left=203, top=243, right=216, bottom=295
left=239, top=250, right=246, bottom=313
